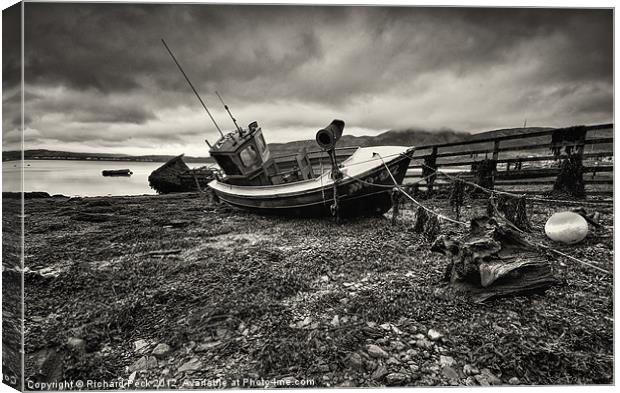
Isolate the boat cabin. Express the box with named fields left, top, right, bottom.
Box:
left=209, top=121, right=316, bottom=186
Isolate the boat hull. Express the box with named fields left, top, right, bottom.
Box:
left=209, top=147, right=413, bottom=218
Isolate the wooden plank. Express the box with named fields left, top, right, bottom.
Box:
left=412, top=147, right=613, bottom=161
left=405, top=166, right=612, bottom=180
left=496, top=179, right=613, bottom=186
left=585, top=137, right=614, bottom=145
left=408, top=152, right=614, bottom=169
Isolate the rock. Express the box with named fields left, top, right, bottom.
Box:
left=413, top=333, right=426, bottom=340
left=463, top=364, right=479, bottom=376
left=178, top=358, right=202, bottom=373
left=366, top=344, right=389, bottom=359
left=509, top=377, right=520, bottom=385
left=385, top=372, right=407, bottom=386
left=415, top=339, right=433, bottom=349
left=151, top=343, right=172, bottom=357
left=371, top=364, right=389, bottom=380
left=545, top=211, right=588, bottom=244
left=129, top=356, right=157, bottom=372
left=32, top=347, right=66, bottom=382
left=480, top=368, right=502, bottom=385
left=195, top=341, right=221, bottom=352
left=427, top=329, right=443, bottom=341
left=133, top=339, right=148, bottom=352
left=318, top=364, right=330, bottom=372
left=215, top=327, right=230, bottom=337
left=474, top=374, right=490, bottom=386
left=298, top=316, right=313, bottom=328
left=66, top=337, right=86, bottom=353
left=347, top=353, right=365, bottom=370
left=465, top=376, right=477, bottom=386
left=281, top=376, right=298, bottom=384
left=439, top=355, right=455, bottom=367
left=365, top=359, right=377, bottom=372
left=379, top=323, right=392, bottom=331
left=338, top=380, right=356, bottom=387
left=391, top=325, right=404, bottom=335
left=330, top=315, right=340, bottom=327
left=442, top=366, right=459, bottom=380
left=391, top=341, right=406, bottom=351
left=386, top=357, right=401, bottom=366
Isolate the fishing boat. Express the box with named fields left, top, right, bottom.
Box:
left=207, top=119, right=414, bottom=218
left=102, top=169, right=132, bottom=177
left=160, top=39, right=414, bottom=219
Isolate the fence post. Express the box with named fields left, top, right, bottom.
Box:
left=492, top=140, right=500, bottom=187
left=391, top=187, right=400, bottom=225
left=492, top=140, right=500, bottom=160
left=423, top=146, right=438, bottom=196
left=552, top=126, right=587, bottom=198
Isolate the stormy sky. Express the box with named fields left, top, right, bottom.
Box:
left=2, top=3, right=613, bottom=156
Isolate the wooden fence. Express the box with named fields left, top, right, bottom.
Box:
left=274, top=123, right=613, bottom=197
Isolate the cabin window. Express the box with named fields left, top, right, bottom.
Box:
left=214, top=155, right=241, bottom=175
left=239, top=145, right=260, bottom=168
left=256, top=133, right=271, bottom=161
left=256, top=133, right=266, bottom=152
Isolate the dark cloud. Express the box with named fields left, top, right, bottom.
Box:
left=2, top=3, right=21, bottom=89
left=4, top=3, right=612, bottom=155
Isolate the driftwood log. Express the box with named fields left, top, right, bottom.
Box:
left=431, top=217, right=561, bottom=302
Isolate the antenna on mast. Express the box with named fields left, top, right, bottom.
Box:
left=215, top=91, right=242, bottom=132
left=161, top=38, right=224, bottom=139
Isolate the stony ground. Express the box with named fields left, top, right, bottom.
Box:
left=16, top=192, right=613, bottom=389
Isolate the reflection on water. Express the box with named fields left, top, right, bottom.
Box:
left=2, top=160, right=211, bottom=197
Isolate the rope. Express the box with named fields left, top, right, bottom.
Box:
left=319, top=157, right=327, bottom=205
left=375, top=153, right=468, bottom=226
left=538, top=244, right=612, bottom=276
left=406, top=161, right=611, bottom=275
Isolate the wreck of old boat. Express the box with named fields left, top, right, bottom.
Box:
left=149, top=154, right=217, bottom=194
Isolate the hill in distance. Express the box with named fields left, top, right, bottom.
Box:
left=3, top=125, right=608, bottom=162
left=267, top=126, right=554, bottom=156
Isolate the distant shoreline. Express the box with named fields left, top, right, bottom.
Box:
left=2, top=155, right=215, bottom=164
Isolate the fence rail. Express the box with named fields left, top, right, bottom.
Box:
left=275, top=123, right=613, bottom=197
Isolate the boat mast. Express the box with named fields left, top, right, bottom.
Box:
left=161, top=38, right=225, bottom=141
left=215, top=91, right=242, bottom=133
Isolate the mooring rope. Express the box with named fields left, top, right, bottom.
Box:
left=375, top=153, right=468, bottom=226
left=538, top=244, right=612, bottom=276
left=376, top=156, right=612, bottom=276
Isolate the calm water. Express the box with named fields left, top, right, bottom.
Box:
left=2, top=160, right=211, bottom=197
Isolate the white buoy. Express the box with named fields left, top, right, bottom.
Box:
left=544, top=211, right=589, bottom=244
